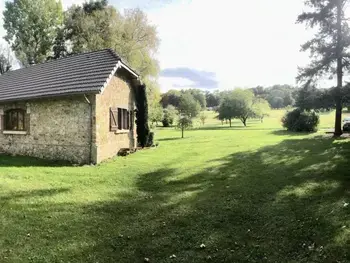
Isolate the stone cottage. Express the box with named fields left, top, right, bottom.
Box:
left=0, top=49, right=141, bottom=164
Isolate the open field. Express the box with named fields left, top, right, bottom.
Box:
left=1, top=110, right=350, bottom=263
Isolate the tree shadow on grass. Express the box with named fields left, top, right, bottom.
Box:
left=0, top=188, right=71, bottom=203
left=270, top=130, right=315, bottom=136
left=1, top=137, right=350, bottom=262
left=198, top=126, right=277, bottom=131
left=157, top=137, right=183, bottom=142
left=0, top=154, right=74, bottom=167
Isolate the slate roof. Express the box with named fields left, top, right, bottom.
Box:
left=0, top=49, right=138, bottom=103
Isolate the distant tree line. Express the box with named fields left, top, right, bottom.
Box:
left=161, top=84, right=296, bottom=112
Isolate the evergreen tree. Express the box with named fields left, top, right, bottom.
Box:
left=297, top=0, right=350, bottom=136
left=135, top=84, right=150, bottom=148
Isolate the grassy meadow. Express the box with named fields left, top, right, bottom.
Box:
left=1, top=110, right=350, bottom=263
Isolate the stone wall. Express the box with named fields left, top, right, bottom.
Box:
left=94, top=73, right=136, bottom=163
left=0, top=96, right=91, bottom=164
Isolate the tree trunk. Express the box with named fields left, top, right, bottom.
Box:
left=261, top=117, right=263, bottom=123
left=181, top=126, right=184, bottom=138
left=229, top=119, right=232, bottom=127
left=335, top=0, right=343, bottom=137
left=242, top=118, right=247, bottom=127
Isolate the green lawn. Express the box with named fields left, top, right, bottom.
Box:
left=1, top=110, right=350, bottom=263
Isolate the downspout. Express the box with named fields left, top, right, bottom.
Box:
left=84, top=94, right=93, bottom=164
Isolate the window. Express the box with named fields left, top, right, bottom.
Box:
left=110, top=107, right=130, bottom=132
left=4, top=109, right=26, bottom=131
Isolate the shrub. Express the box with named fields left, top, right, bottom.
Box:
left=145, top=132, right=154, bottom=147
left=162, top=105, right=177, bottom=127
left=282, top=108, right=319, bottom=132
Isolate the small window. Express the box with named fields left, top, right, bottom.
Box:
left=5, top=109, right=26, bottom=131
left=118, top=108, right=129, bottom=130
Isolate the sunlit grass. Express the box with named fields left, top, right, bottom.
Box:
left=1, top=109, right=350, bottom=262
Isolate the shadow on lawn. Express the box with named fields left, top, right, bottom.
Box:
left=197, top=126, right=277, bottom=131
left=2, top=137, right=350, bottom=262
left=157, top=137, right=183, bottom=142
left=0, top=188, right=70, bottom=203
left=0, top=154, right=73, bottom=167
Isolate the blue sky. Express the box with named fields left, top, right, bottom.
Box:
left=0, top=0, right=332, bottom=91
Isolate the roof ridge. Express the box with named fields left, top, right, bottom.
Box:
left=3, top=49, right=118, bottom=76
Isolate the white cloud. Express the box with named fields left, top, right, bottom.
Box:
left=159, top=76, right=196, bottom=91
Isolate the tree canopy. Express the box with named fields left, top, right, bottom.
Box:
left=64, top=3, right=159, bottom=77
left=3, top=0, right=63, bottom=65
left=297, top=0, right=350, bottom=136
left=218, top=89, right=255, bottom=126
left=178, top=93, right=201, bottom=118
left=250, top=84, right=296, bottom=109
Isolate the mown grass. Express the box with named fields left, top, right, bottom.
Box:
left=1, top=110, right=350, bottom=263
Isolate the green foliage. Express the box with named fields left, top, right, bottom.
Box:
left=161, top=90, right=181, bottom=108
left=50, top=27, right=68, bottom=60
left=135, top=84, right=150, bottom=148
left=282, top=108, right=320, bottom=132
left=185, top=89, right=206, bottom=109
left=251, top=98, right=271, bottom=122
left=205, top=91, right=220, bottom=108
left=296, top=85, right=330, bottom=111
left=297, top=0, right=350, bottom=136
left=83, top=0, right=108, bottom=14
left=162, top=105, right=177, bottom=127
left=199, top=112, right=207, bottom=125
left=250, top=85, right=296, bottom=109
left=218, top=89, right=255, bottom=126
left=178, top=93, right=201, bottom=118
left=64, top=4, right=159, bottom=78
left=145, top=79, right=163, bottom=127
left=176, top=115, right=192, bottom=138
left=161, top=89, right=206, bottom=110
left=266, top=85, right=295, bottom=108
left=146, top=131, right=154, bottom=147
left=3, top=0, right=63, bottom=65
left=297, top=0, right=350, bottom=83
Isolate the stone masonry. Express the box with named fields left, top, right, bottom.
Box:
left=0, top=97, right=91, bottom=164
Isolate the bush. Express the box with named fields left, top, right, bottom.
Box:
left=162, top=105, right=177, bottom=127
left=282, top=108, right=319, bottom=132
left=145, top=132, right=154, bottom=147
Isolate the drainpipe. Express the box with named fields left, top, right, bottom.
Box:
left=84, top=94, right=93, bottom=164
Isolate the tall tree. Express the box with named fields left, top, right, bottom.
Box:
left=184, top=89, right=206, bottom=109
left=297, top=0, right=350, bottom=136
left=218, top=89, right=255, bottom=127
left=64, top=3, right=159, bottom=78
left=177, top=93, right=201, bottom=118
left=251, top=98, right=271, bottom=123
left=205, top=91, right=220, bottom=108
left=145, top=79, right=163, bottom=127
left=161, top=90, right=181, bottom=108
left=177, top=93, right=200, bottom=138
left=3, top=0, right=63, bottom=65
